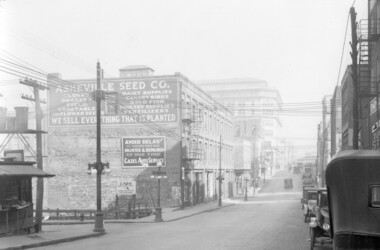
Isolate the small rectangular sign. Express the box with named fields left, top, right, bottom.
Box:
left=117, top=180, right=136, bottom=195
left=121, top=136, right=166, bottom=168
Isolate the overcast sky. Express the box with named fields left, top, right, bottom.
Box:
left=0, top=0, right=367, bottom=158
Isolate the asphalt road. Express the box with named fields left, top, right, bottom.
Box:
left=36, top=170, right=332, bottom=250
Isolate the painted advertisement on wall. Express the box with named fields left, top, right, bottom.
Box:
left=121, top=136, right=166, bottom=168
left=48, top=77, right=178, bottom=126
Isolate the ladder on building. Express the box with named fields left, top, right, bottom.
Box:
left=357, top=19, right=374, bottom=119
left=182, top=106, right=203, bottom=161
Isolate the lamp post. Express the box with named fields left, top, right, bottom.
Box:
left=86, top=61, right=109, bottom=233
left=218, top=135, right=222, bottom=207
left=87, top=162, right=110, bottom=232
left=151, top=161, right=166, bottom=222
left=244, top=177, right=248, bottom=201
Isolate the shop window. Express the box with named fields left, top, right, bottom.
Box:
left=370, top=185, right=380, bottom=207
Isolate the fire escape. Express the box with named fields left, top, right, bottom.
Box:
left=182, top=105, right=203, bottom=164
left=357, top=19, right=380, bottom=148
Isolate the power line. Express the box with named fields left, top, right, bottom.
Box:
left=336, top=10, right=351, bottom=87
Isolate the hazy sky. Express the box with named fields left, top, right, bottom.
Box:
left=0, top=0, right=367, bottom=158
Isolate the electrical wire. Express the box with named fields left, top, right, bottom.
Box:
left=336, top=10, right=350, bottom=87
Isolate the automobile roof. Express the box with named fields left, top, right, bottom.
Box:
left=328, top=150, right=380, bottom=166
left=304, top=187, right=318, bottom=191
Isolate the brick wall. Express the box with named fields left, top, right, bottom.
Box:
left=46, top=125, right=181, bottom=209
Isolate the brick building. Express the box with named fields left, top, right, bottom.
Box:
left=45, top=66, right=234, bottom=210
left=196, top=78, right=289, bottom=179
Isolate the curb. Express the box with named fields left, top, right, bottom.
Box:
left=0, top=232, right=105, bottom=250
left=1, top=202, right=237, bottom=250
left=164, top=202, right=236, bottom=222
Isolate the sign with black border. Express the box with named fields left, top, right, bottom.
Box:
left=121, top=136, right=166, bottom=168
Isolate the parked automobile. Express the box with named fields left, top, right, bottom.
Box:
left=302, top=187, right=318, bottom=222
left=301, top=185, right=316, bottom=209
left=284, top=178, right=293, bottom=189
left=309, top=188, right=332, bottom=249
left=302, top=177, right=314, bottom=185
left=293, top=166, right=301, bottom=174
left=326, top=150, right=380, bottom=250
left=302, top=166, right=313, bottom=179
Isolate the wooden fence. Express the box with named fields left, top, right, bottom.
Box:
left=38, top=202, right=152, bottom=220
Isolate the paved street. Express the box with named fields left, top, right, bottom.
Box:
left=32, top=170, right=332, bottom=250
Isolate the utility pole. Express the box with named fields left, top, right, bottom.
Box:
left=20, top=78, right=48, bottom=232
left=179, top=85, right=185, bottom=209
left=89, top=61, right=106, bottom=233
left=218, top=135, right=222, bottom=207
left=350, top=7, right=359, bottom=150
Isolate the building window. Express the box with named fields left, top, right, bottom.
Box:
left=204, top=111, right=208, bottom=131
left=263, top=109, right=273, bottom=115
left=264, top=131, right=273, bottom=137
left=235, top=125, right=241, bottom=137
left=370, top=185, right=380, bottom=207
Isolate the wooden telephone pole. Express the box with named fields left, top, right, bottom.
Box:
left=20, top=78, right=48, bottom=232
left=350, top=7, right=359, bottom=149
left=218, top=135, right=222, bottom=207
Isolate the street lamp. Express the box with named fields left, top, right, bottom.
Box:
left=87, top=162, right=110, bottom=232
left=151, top=161, right=167, bottom=222
left=216, top=171, right=224, bottom=206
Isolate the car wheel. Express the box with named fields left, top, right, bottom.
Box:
left=310, top=227, right=315, bottom=250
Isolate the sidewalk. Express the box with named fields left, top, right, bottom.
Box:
left=0, top=199, right=240, bottom=250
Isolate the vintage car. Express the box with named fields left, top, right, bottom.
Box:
left=301, top=185, right=316, bottom=209
left=302, top=177, right=314, bottom=185
left=284, top=178, right=293, bottom=189
left=293, top=166, right=301, bottom=174
left=302, top=166, right=313, bottom=179
left=302, top=187, right=318, bottom=222
left=326, top=150, right=380, bottom=250
left=309, top=188, right=332, bottom=249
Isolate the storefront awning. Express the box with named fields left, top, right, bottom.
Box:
left=0, top=164, right=54, bottom=178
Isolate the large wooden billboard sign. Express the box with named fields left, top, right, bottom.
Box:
left=48, top=77, right=178, bottom=126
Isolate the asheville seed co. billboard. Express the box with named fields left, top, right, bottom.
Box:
left=48, top=77, right=178, bottom=126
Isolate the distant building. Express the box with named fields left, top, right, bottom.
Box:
left=196, top=78, right=289, bottom=178
left=119, top=65, right=154, bottom=78
left=233, top=138, right=252, bottom=195
left=317, top=95, right=332, bottom=187
left=331, top=85, right=342, bottom=157
left=341, top=66, right=353, bottom=150
left=46, top=66, right=234, bottom=209
left=357, top=2, right=380, bottom=149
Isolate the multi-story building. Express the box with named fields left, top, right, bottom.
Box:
left=233, top=138, right=252, bottom=195
left=45, top=65, right=234, bottom=209
left=331, top=85, right=342, bottom=157
left=196, top=78, right=287, bottom=178
left=357, top=1, right=380, bottom=149
left=341, top=66, right=354, bottom=150
left=317, top=95, right=331, bottom=187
